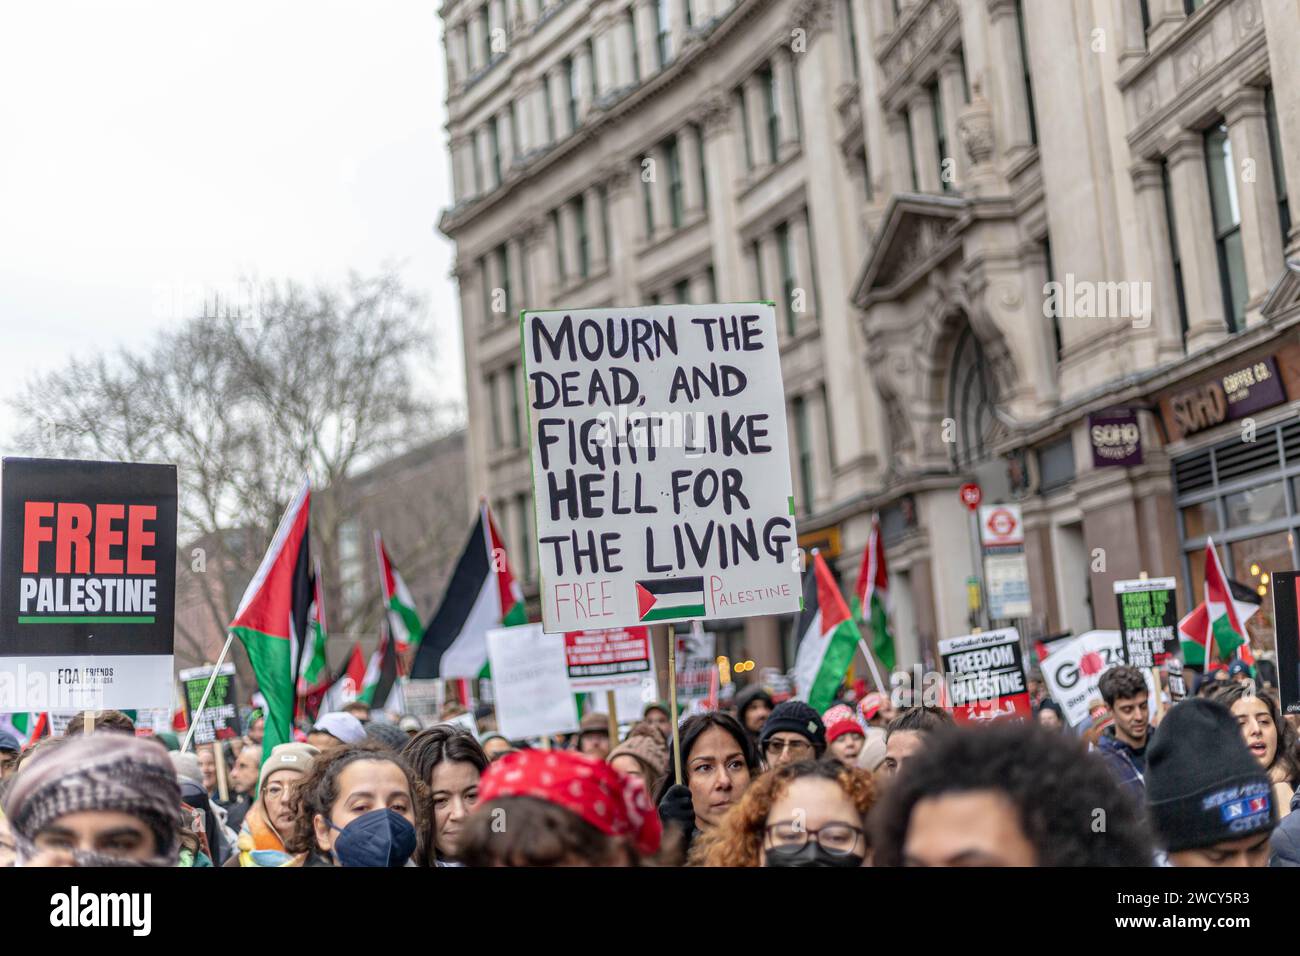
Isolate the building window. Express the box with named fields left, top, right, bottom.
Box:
left=508, top=101, right=520, bottom=160
left=1183, top=0, right=1205, bottom=14
left=905, top=115, right=918, bottom=191
left=861, top=147, right=873, bottom=202
left=737, top=87, right=754, bottom=171
left=820, top=383, right=836, bottom=470
left=777, top=222, right=796, bottom=335
left=462, top=28, right=473, bottom=77
left=565, top=57, right=578, bottom=131
left=519, top=234, right=531, bottom=304
left=761, top=64, right=779, bottom=162
left=674, top=279, right=690, bottom=303
left=694, top=123, right=708, bottom=209
left=479, top=255, right=492, bottom=324
left=685, top=0, right=694, bottom=28
left=1204, top=122, right=1248, bottom=333
left=842, top=0, right=859, bottom=78
left=575, top=195, right=589, bottom=278
left=706, top=265, right=717, bottom=301
left=598, top=185, right=612, bottom=264
left=1043, top=237, right=1061, bottom=361
left=666, top=136, right=683, bottom=229
left=516, top=492, right=533, bottom=581
left=586, top=39, right=597, bottom=101
left=1161, top=160, right=1190, bottom=346
left=551, top=208, right=566, bottom=280
left=929, top=80, right=948, bottom=192
left=496, top=244, right=511, bottom=318
left=481, top=6, right=492, bottom=65
left=1140, top=0, right=1151, bottom=41
left=946, top=323, right=998, bottom=468
left=544, top=74, right=556, bottom=143
left=642, top=174, right=655, bottom=240
left=957, top=47, right=970, bottom=103
left=508, top=364, right=522, bottom=447
left=471, top=129, right=483, bottom=195
left=489, top=118, right=502, bottom=186
left=628, top=9, right=641, bottom=82
left=1265, top=88, right=1292, bottom=244
left=487, top=371, right=502, bottom=450
left=656, top=0, right=671, bottom=67
left=1014, top=0, right=1038, bottom=146
left=750, top=239, right=765, bottom=297
left=792, top=395, right=813, bottom=509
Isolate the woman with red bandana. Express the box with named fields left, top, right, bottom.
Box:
left=458, top=750, right=663, bottom=866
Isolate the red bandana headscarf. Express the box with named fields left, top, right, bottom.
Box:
left=479, top=750, right=662, bottom=856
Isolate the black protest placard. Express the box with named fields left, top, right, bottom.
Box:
left=0, top=458, right=177, bottom=711
left=522, top=304, right=802, bottom=632
left=179, top=663, right=241, bottom=744
left=1274, top=571, right=1300, bottom=714
left=1114, top=577, right=1179, bottom=668
left=938, top=627, right=1031, bottom=724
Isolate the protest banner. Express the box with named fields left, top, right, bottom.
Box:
left=132, top=707, right=173, bottom=736
left=0, top=458, right=177, bottom=712
left=676, top=620, right=717, bottom=716
left=179, top=663, right=240, bottom=745
left=1274, top=571, right=1300, bottom=714
left=486, top=623, right=579, bottom=740
left=938, top=627, right=1030, bottom=723
left=1114, top=577, right=1179, bottom=667
left=522, top=304, right=801, bottom=633
left=1166, top=657, right=1187, bottom=703
left=1040, top=630, right=1158, bottom=727
left=564, top=625, right=651, bottom=692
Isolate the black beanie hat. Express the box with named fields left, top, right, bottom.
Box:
left=1146, top=698, right=1276, bottom=853
left=758, top=700, right=826, bottom=755
left=735, top=684, right=774, bottom=720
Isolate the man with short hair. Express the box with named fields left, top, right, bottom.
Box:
left=222, top=742, right=262, bottom=832
left=1094, top=665, right=1149, bottom=797
left=734, top=685, right=774, bottom=747
left=1148, top=698, right=1277, bottom=867
left=758, top=700, right=825, bottom=768
left=0, top=731, right=20, bottom=780
left=881, top=706, right=954, bottom=777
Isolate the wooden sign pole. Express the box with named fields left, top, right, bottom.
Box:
left=668, top=623, right=682, bottom=786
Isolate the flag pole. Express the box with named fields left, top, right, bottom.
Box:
left=181, top=631, right=236, bottom=753
left=606, top=691, right=619, bottom=746
left=857, top=638, right=888, bottom=696
left=668, top=623, right=682, bottom=786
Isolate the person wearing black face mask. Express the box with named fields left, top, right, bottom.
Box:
left=283, top=743, right=428, bottom=867
left=693, top=760, right=875, bottom=867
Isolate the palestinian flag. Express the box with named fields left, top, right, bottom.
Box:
left=359, top=624, right=403, bottom=709
left=376, top=532, right=424, bottom=655
left=9, top=712, right=49, bottom=748
left=228, top=479, right=312, bottom=759
left=853, top=513, right=896, bottom=671
left=1181, top=537, right=1250, bottom=668
left=297, top=560, right=330, bottom=697
left=636, top=576, right=705, bottom=623
left=410, top=503, right=526, bottom=680
left=792, top=551, right=862, bottom=713
left=319, top=642, right=366, bottom=715
left=1180, top=576, right=1262, bottom=670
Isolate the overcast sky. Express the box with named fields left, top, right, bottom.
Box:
left=0, top=1, right=462, bottom=456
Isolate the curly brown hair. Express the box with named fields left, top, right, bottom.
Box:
left=283, top=742, right=431, bottom=860
left=692, top=759, right=876, bottom=867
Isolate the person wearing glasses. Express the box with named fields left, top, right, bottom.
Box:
left=227, top=742, right=320, bottom=867
left=758, top=700, right=827, bottom=768
left=694, top=760, right=875, bottom=866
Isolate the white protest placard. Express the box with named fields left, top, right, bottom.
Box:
left=486, top=623, right=579, bottom=740
left=1040, top=630, right=1157, bottom=727
left=522, top=304, right=802, bottom=633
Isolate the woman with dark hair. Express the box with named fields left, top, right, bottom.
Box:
left=459, top=750, right=661, bottom=866
left=283, top=742, right=426, bottom=867
left=401, top=725, right=489, bottom=866
left=871, top=722, right=1154, bottom=866
left=1210, top=683, right=1300, bottom=819
left=653, top=712, right=762, bottom=856
left=694, top=759, right=876, bottom=867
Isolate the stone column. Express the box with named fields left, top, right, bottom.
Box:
left=529, top=79, right=549, bottom=148
left=887, top=111, right=914, bottom=193
left=549, top=68, right=569, bottom=139
left=760, top=233, right=782, bottom=322
left=1130, top=159, right=1186, bottom=360
left=698, top=94, right=747, bottom=297
left=907, top=90, right=941, bottom=193
left=522, top=0, right=541, bottom=25
left=584, top=185, right=608, bottom=275
left=508, top=236, right=528, bottom=310
left=560, top=201, right=582, bottom=283
left=601, top=164, right=642, bottom=302
left=689, top=269, right=713, bottom=304
left=636, top=0, right=660, bottom=74
left=1017, top=242, right=1060, bottom=405
left=649, top=144, right=672, bottom=241
left=788, top=211, right=817, bottom=321
left=575, top=41, right=595, bottom=120
left=744, top=72, right=770, bottom=167
left=938, top=56, right=967, bottom=189
left=449, top=136, right=467, bottom=201
left=1261, top=0, right=1300, bottom=256
left=677, top=122, right=705, bottom=221
left=594, top=16, right=618, bottom=97
left=496, top=111, right=514, bottom=175
left=1166, top=132, right=1230, bottom=350
left=1118, top=0, right=1148, bottom=69
left=620, top=7, right=640, bottom=85
left=1224, top=85, right=1285, bottom=325
left=671, top=0, right=689, bottom=53
left=985, top=0, right=1033, bottom=159
left=771, top=47, right=801, bottom=157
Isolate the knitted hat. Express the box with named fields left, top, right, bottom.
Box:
left=1146, top=698, right=1276, bottom=853
left=822, top=705, right=865, bottom=744
left=364, top=720, right=411, bottom=752
left=858, top=692, right=883, bottom=722
left=2, top=734, right=182, bottom=865
left=607, top=722, right=669, bottom=780
left=311, top=712, right=366, bottom=745
left=258, top=742, right=320, bottom=791
left=759, top=700, right=826, bottom=754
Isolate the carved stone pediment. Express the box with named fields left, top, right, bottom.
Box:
left=851, top=194, right=967, bottom=304
left=1260, top=260, right=1300, bottom=324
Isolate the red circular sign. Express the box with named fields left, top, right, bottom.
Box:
left=986, top=507, right=1016, bottom=538
left=959, top=483, right=982, bottom=510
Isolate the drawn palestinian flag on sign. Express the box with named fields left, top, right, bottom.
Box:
left=636, top=577, right=705, bottom=623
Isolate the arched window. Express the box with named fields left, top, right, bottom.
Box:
left=946, top=323, right=998, bottom=468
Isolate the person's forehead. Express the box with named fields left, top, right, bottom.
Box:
left=338, top=760, right=409, bottom=794
left=770, top=731, right=809, bottom=742
left=906, top=792, right=1022, bottom=853
left=41, top=809, right=151, bottom=836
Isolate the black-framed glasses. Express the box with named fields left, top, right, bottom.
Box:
left=764, top=738, right=813, bottom=758
left=764, top=821, right=864, bottom=855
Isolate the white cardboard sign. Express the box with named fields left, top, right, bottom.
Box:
left=486, top=623, right=579, bottom=740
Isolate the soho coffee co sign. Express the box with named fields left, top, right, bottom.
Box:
left=1089, top=409, right=1142, bottom=468
left=1166, top=355, right=1287, bottom=438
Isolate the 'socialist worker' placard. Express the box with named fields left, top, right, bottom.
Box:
left=523, top=304, right=801, bottom=633
left=938, top=627, right=1031, bottom=723
left=0, top=458, right=177, bottom=712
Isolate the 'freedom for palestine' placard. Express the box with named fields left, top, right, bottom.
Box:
left=522, top=304, right=801, bottom=633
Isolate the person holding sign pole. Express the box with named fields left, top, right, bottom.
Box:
left=654, top=713, right=761, bottom=857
